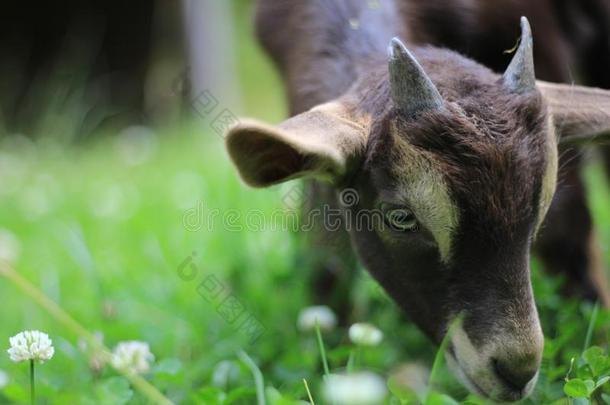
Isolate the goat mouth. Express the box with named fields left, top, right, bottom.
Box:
left=446, top=346, right=526, bottom=402
left=446, top=348, right=488, bottom=397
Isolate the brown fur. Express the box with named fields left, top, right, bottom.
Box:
left=404, top=0, right=610, bottom=305
left=254, top=0, right=610, bottom=306
left=226, top=0, right=610, bottom=400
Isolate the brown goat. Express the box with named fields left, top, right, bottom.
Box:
left=225, top=1, right=610, bottom=401
left=408, top=0, right=610, bottom=308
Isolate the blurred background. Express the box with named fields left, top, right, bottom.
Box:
left=0, top=1, right=609, bottom=404
left=0, top=0, right=285, bottom=139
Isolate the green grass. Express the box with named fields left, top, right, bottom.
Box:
left=0, top=125, right=609, bottom=404
left=0, top=1, right=610, bottom=403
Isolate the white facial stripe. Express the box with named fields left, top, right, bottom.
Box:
left=391, top=133, right=459, bottom=263
left=536, top=116, right=559, bottom=233
left=448, top=314, right=542, bottom=400
left=449, top=321, right=500, bottom=395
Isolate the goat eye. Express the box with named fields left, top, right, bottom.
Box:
left=381, top=203, right=419, bottom=232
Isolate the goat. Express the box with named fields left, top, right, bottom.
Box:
left=225, top=1, right=610, bottom=401
left=408, top=0, right=610, bottom=307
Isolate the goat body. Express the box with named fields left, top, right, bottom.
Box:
left=226, top=0, right=610, bottom=401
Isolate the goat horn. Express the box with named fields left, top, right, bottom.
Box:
left=388, top=37, right=444, bottom=115
left=503, top=17, right=536, bottom=94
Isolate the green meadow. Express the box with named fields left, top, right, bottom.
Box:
left=1, top=1, right=610, bottom=404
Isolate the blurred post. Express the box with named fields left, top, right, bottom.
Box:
left=182, top=0, right=242, bottom=119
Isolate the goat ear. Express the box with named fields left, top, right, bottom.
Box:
left=225, top=102, right=368, bottom=187
left=538, top=81, right=610, bottom=145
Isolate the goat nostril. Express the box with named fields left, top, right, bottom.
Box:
left=493, top=358, right=538, bottom=391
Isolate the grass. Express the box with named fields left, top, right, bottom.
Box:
left=0, top=1, right=610, bottom=403
left=0, top=125, right=609, bottom=404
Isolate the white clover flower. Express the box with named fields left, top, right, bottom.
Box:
left=348, top=323, right=383, bottom=346
left=111, top=341, right=154, bottom=374
left=388, top=363, right=429, bottom=395
left=0, top=369, right=8, bottom=389
left=297, top=305, right=337, bottom=332
left=7, top=330, right=55, bottom=363
left=322, top=372, right=387, bottom=405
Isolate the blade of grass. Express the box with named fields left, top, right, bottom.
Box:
left=30, top=360, right=35, bottom=405
left=0, top=261, right=174, bottom=405
left=583, top=301, right=599, bottom=352
left=346, top=349, right=355, bottom=373
left=346, top=346, right=361, bottom=374
left=314, top=321, right=330, bottom=377
left=565, top=357, right=575, bottom=381
left=237, top=350, right=266, bottom=405
left=426, top=314, right=464, bottom=401
left=302, top=378, right=315, bottom=405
